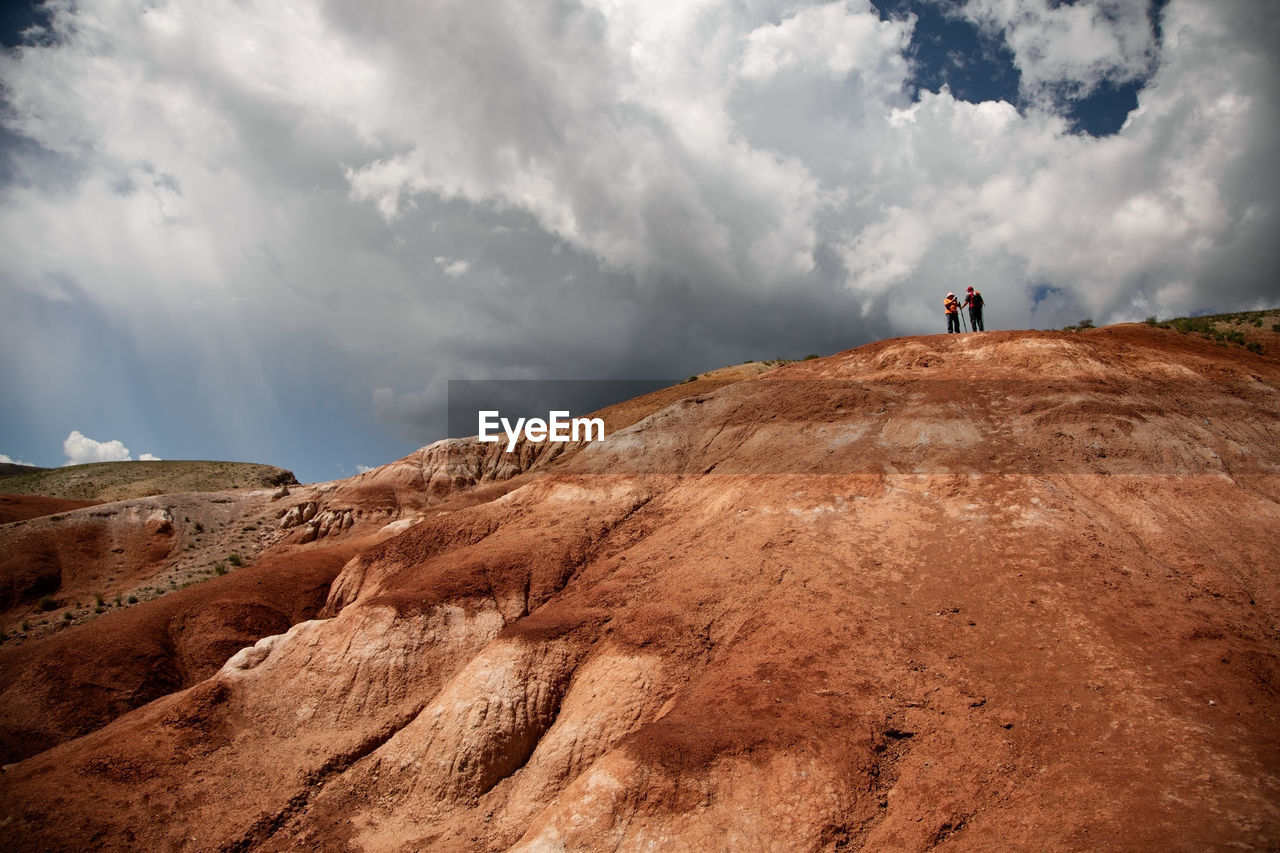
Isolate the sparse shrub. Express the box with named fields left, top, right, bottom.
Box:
left=803, top=353, right=819, bottom=360
left=1253, top=319, right=1263, bottom=327
left=127, top=595, right=138, bottom=604
left=37, top=596, right=56, bottom=612
left=214, top=563, right=228, bottom=576
left=1272, top=323, right=1280, bottom=332
left=62, top=612, right=72, bottom=621
left=1168, top=316, right=1231, bottom=340
left=687, top=375, right=697, bottom=383
left=94, top=593, right=104, bottom=608
left=113, top=595, right=121, bottom=607
left=1246, top=341, right=1263, bottom=354
left=194, top=522, right=204, bottom=533
left=228, top=553, right=243, bottom=567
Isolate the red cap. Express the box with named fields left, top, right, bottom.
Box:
left=967, top=286, right=974, bottom=292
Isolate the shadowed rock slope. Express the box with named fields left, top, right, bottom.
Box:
left=1, top=324, right=1278, bottom=852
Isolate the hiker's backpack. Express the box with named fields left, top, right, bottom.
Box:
left=971, top=291, right=984, bottom=309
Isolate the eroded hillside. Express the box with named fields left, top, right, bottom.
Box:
left=1, top=324, right=1278, bottom=851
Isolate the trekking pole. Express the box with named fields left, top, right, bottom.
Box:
left=960, top=310, right=968, bottom=333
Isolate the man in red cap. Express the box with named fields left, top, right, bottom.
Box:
left=963, top=286, right=985, bottom=331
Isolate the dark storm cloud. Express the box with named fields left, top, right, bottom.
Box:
left=0, top=0, right=1275, bottom=478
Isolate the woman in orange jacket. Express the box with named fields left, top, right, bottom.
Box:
left=944, top=292, right=962, bottom=333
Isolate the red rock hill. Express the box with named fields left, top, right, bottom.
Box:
left=1, top=324, right=1278, bottom=851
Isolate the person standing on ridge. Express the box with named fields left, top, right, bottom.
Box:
left=944, top=292, right=962, bottom=333
left=963, top=286, right=985, bottom=331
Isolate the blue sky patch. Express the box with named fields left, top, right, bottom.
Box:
left=874, top=0, right=1022, bottom=107
left=875, top=0, right=1168, bottom=138
left=0, top=2, right=50, bottom=49
left=1031, top=283, right=1066, bottom=307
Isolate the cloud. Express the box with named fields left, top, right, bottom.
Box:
left=0, top=0, right=1275, bottom=478
left=63, top=431, right=133, bottom=465
left=739, top=0, right=913, bottom=88
left=62, top=431, right=160, bottom=465
left=956, top=0, right=1159, bottom=104
left=434, top=257, right=471, bottom=278
left=0, top=453, right=31, bottom=466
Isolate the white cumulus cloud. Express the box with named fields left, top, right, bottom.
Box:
left=957, top=0, right=1159, bottom=104
left=62, top=431, right=160, bottom=465
left=739, top=0, right=913, bottom=87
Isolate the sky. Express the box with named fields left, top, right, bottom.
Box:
left=1, top=0, right=1277, bottom=483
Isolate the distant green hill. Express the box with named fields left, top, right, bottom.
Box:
left=1143, top=308, right=1280, bottom=355
left=0, top=460, right=298, bottom=502
left=1059, top=308, right=1279, bottom=357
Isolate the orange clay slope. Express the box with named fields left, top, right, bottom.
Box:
left=1, top=322, right=1278, bottom=852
